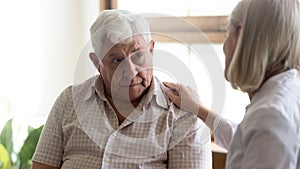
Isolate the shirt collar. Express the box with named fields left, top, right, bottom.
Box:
left=249, top=68, right=299, bottom=104
left=83, top=75, right=106, bottom=101
left=263, top=68, right=299, bottom=88
left=153, top=77, right=170, bottom=109
left=83, top=75, right=170, bottom=109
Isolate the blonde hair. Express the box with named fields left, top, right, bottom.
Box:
left=227, top=0, right=300, bottom=92
left=90, top=10, right=151, bottom=60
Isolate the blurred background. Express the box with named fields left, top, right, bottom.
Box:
left=0, top=0, right=248, bottom=162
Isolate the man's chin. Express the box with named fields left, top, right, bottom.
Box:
left=111, top=84, right=149, bottom=102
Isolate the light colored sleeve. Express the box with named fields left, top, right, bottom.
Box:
left=168, top=112, right=212, bottom=169
left=32, top=87, right=72, bottom=167
left=213, top=117, right=237, bottom=150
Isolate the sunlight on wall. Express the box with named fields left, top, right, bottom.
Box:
left=0, top=0, right=42, bottom=156
left=0, top=0, right=99, bottom=153
left=0, top=0, right=41, bottom=128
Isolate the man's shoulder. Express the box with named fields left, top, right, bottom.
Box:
left=55, top=75, right=98, bottom=103
left=153, top=76, right=200, bottom=120
left=172, top=105, right=201, bottom=123
left=73, top=75, right=98, bottom=88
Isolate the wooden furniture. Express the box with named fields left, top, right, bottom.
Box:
left=212, top=142, right=227, bottom=169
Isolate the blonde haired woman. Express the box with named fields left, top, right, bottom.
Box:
left=164, top=0, right=300, bottom=168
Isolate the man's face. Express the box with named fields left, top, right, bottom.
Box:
left=100, top=36, right=154, bottom=103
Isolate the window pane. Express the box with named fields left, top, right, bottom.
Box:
left=118, top=0, right=188, bottom=16
left=118, top=0, right=240, bottom=16
left=153, top=43, right=248, bottom=123
left=189, top=0, right=241, bottom=16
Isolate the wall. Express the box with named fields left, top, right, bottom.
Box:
left=0, top=0, right=99, bottom=151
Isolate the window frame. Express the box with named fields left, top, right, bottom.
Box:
left=99, top=0, right=227, bottom=43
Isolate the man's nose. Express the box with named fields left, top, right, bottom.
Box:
left=122, top=58, right=138, bottom=79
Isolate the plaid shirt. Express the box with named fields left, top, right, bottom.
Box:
left=32, top=76, right=212, bottom=169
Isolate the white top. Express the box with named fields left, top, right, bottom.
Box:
left=225, top=69, right=300, bottom=169
left=213, top=117, right=237, bottom=150
left=32, top=76, right=212, bottom=169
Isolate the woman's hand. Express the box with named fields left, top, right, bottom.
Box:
left=163, top=82, right=201, bottom=115
left=164, top=82, right=218, bottom=131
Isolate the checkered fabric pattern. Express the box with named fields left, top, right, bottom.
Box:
left=32, top=76, right=212, bottom=169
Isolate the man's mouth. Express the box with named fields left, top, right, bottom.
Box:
left=118, top=78, right=144, bottom=88
left=119, top=81, right=142, bottom=88
left=129, top=82, right=141, bottom=87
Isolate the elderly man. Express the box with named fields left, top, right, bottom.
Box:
left=31, top=10, right=211, bottom=169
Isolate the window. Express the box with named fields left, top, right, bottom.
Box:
left=118, top=0, right=239, bottom=16
left=114, top=0, right=248, bottom=123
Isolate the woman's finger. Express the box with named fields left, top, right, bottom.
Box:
left=163, top=82, right=181, bottom=96
left=165, top=87, right=178, bottom=100
left=165, top=87, right=181, bottom=107
left=163, top=82, right=179, bottom=91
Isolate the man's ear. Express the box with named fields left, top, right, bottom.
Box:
left=89, top=53, right=100, bottom=71
left=149, top=40, right=155, bottom=53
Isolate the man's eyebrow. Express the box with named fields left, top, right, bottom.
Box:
left=131, top=47, right=141, bottom=53
left=109, top=52, right=123, bottom=57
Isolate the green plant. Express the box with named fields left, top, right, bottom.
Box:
left=0, top=119, right=43, bottom=169
left=0, top=143, right=12, bottom=169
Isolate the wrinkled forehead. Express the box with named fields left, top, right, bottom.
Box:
left=121, top=35, right=148, bottom=49
left=102, top=35, right=149, bottom=55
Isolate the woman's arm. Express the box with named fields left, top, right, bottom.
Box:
left=163, top=82, right=237, bottom=149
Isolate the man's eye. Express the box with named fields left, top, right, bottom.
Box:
left=112, top=58, right=124, bottom=64
left=135, top=52, right=143, bottom=58
left=132, top=51, right=146, bottom=64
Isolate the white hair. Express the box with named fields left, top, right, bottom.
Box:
left=90, top=10, right=151, bottom=60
